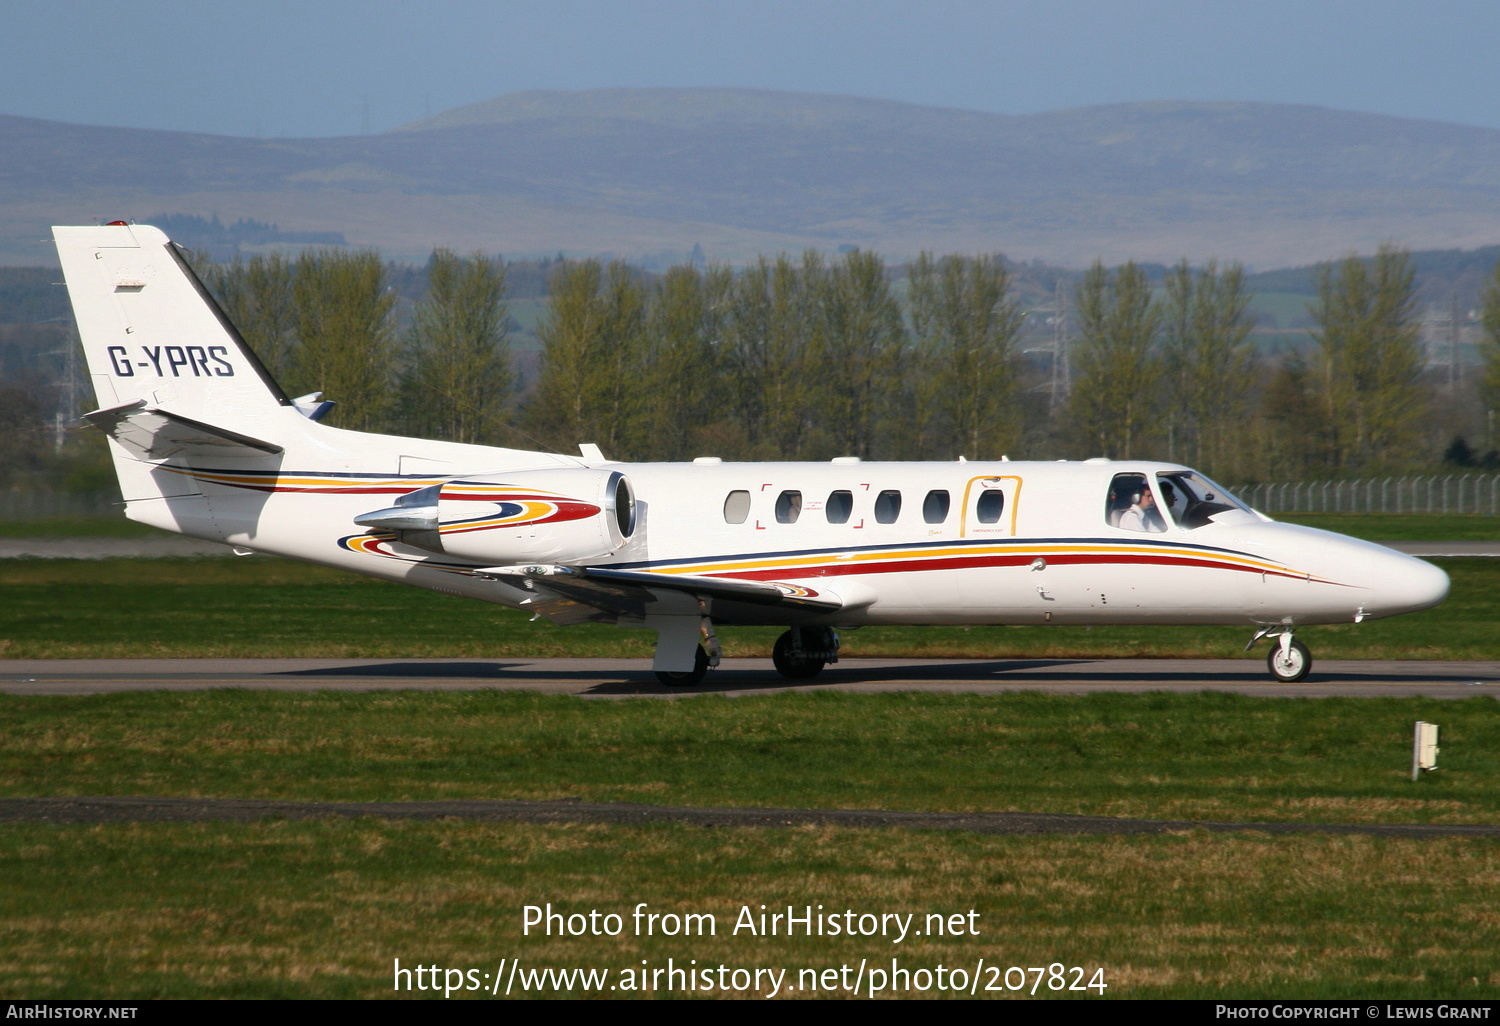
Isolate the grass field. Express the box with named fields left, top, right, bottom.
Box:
left=1279, top=513, right=1500, bottom=541
left=3, top=691, right=1500, bottom=999
left=5, top=821, right=1497, bottom=999
left=6, top=690, right=1499, bottom=823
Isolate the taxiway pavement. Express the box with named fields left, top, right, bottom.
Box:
left=2, top=657, right=1497, bottom=698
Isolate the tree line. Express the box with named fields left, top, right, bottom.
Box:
left=189, top=244, right=1500, bottom=483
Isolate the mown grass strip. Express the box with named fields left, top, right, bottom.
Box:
left=1, top=820, right=1496, bottom=999
left=4, top=690, right=1498, bottom=825
left=1277, top=513, right=1499, bottom=541
left=1, top=556, right=1494, bottom=659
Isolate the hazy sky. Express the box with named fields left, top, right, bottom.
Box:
left=7, top=0, right=1500, bottom=138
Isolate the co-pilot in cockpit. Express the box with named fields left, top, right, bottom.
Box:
left=1107, top=471, right=1250, bottom=532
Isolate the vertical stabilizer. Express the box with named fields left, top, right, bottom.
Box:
left=53, top=223, right=291, bottom=431
left=54, top=223, right=297, bottom=531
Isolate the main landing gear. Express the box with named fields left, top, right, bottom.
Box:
left=652, top=623, right=841, bottom=687
left=653, top=614, right=721, bottom=688
left=772, top=627, right=840, bottom=680
left=655, top=645, right=712, bottom=687
left=1248, top=626, right=1313, bottom=683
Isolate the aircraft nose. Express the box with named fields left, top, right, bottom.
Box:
left=1364, top=550, right=1449, bottom=617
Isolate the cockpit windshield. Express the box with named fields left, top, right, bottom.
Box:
left=1155, top=471, right=1251, bottom=529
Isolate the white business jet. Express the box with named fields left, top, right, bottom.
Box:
left=53, top=223, right=1449, bottom=685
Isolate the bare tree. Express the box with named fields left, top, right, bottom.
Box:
left=638, top=264, right=733, bottom=459
left=1161, top=259, right=1257, bottom=476
left=908, top=252, right=1023, bottom=460
left=1067, top=261, right=1162, bottom=459
left=723, top=254, right=816, bottom=459
left=808, top=250, right=906, bottom=458
left=1310, top=245, right=1425, bottom=470
left=527, top=260, right=646, bottom=457
left=1479, top=257, right=1500, bottom=444
left=202, top=253, right=297, bottom=385
left=404, top=249, right=512, bottom=444
left=291, top=249, right=397, bottom=430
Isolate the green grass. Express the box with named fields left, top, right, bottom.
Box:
left=3, top=820, right=1496, bottom=999
left=0, top=515, right=156, bottom=538
left=1278, top=513, right=1500, bottom=541
left=3, top=554, right=1494, bottom=659
left=4, top=688, right=1500, bottom=999
left=5, top=690, right=1498, bottom=825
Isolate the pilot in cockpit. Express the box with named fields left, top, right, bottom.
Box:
left=1118, top=482, right=1166, bottom=533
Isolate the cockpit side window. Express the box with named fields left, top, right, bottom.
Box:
left=1108, top=473, right=1165, bottom=533
left=1156, top=472, right=1248, bottom=530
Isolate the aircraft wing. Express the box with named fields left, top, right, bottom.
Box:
left=85, top=399, right=283, bottom=460
left=478, top=564, right=845, bottom=625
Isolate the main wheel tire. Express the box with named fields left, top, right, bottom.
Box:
left=1267, top=638, right=1312, bottom=682
left=772, top=630, right=826, bottom=679
left=655, top=646, right=709, bottom=687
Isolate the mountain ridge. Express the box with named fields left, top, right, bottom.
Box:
left=3, top=88, right=1499, bottom=267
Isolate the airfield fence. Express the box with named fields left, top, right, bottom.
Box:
left=1234, top=474, right=1500, bottom=516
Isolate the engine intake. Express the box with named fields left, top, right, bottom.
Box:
left=355, top=468, right=635, bottom=564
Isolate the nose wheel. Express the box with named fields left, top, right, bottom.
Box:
left=1267, top=638, right=1312, bottom=682
left=1250, top=627, right=1312, bottom=682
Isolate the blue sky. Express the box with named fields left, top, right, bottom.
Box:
left=7, top=0, right=1500, bottom=137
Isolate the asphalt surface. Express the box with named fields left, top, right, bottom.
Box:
left=0, top=536, right=235, bottom=558
left=2, top=656, right=1498, bottom=698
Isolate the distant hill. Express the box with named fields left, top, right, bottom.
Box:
left=5, top=88, right=1500, bottom=267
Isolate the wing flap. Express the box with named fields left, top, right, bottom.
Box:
left=481, top=564, right=845, bottom=624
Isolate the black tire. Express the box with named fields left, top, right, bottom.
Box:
left=656, top=646, right=709, bottom=687
left=1267, top=638, right=1312, bottom=682
left=772, top=630, right=826, bottom=680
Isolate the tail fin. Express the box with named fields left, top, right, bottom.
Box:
left=53, top=223, right=292, bottom=431
left=54, top=223, right=299, bottom=528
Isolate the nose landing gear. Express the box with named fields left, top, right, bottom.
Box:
left=1248, top=626, right=1312, bottom=682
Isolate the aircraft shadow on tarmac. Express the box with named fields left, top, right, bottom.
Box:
left=263, top=659, right=1497, bottom=695
left=268, top=659, right=1092, bottom=692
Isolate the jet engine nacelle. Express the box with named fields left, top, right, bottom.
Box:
left=355, top=468, right=636, bottom=564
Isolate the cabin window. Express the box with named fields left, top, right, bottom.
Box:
left=775, top=490, right=803, bottom=524
left=923, top=489, right=950, bottom=524
left=874, top=489, right=902, bottom=524
left=826, top=490, right=853, bottom=524
left=723, top=490, right=750, bottom=524
left=975, top=489, right=1004, bottom=524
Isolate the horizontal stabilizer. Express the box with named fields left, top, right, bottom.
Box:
left=85, top=400, right=284, bottom=460
left=479, top=564, right=845, bottom=622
